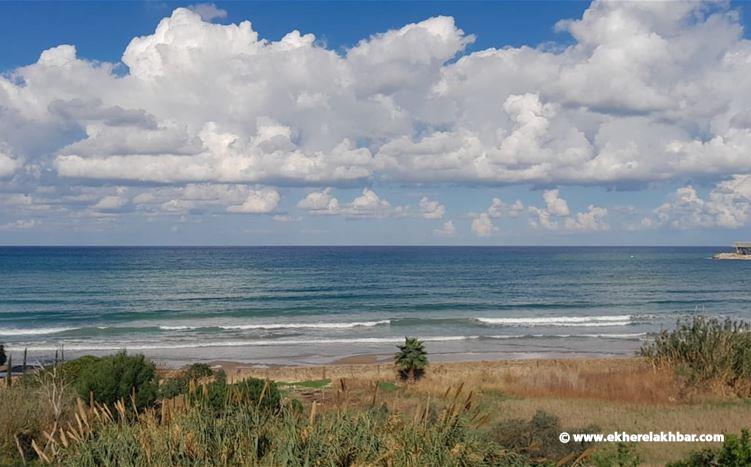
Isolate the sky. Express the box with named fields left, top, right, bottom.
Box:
left=1, top=1, right=751, bottom=246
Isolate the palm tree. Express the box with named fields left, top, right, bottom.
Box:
left=394, top=337, right=428, bottom=383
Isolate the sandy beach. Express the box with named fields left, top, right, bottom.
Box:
left=193, top=353, right=634, bottom=382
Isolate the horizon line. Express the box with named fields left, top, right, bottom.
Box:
left=0, top=244, right=733, bottom=248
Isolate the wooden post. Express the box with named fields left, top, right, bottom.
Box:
left=22, top=348, right=27, bottom=375
left=5, top=354, right=11, bottom=387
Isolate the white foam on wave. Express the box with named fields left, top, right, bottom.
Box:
left=0, top=321, right=392, bottom=336
left=476, top=315, right=633, bottom=327
left=16, top=335, right=474, bottom=351
left=579, top=333, right=647, bottom=339
left=159, top=320, right=390, bottom=331
left=485, top=332, right=647, bottom=340
left=11, top=331, right=650, bottom=352
left=0, top=327, right=77, bottom=336
left=222, top=320, right=391, bottom=330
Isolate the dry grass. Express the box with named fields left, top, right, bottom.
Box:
left=0, top=375, right=77, bottom=463
left=233, top=358, right=682, bottom=404
left=33, top=378, right=515, bottom=466
left=486, top=395, right=751, bottom=466
left=227, top=357, right=751, bottom=466
left=412, top=358, right=682, bottom=404
left=7, top=357, right=750, bottom=465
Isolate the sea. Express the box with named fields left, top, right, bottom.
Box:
left=0, top=246, right=747, bottom=366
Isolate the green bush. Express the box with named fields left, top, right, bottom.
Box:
left=159, top=363, right=217, bottom=400
left=195, top=376, right=283, bottom=413
left=640, top=316, right=751, bottom=395
left=233, top=377, right=282, bottom=411
left=158, top=376, right=188, bottom=400
left=0, top=343, right=6, bottom=366
left=57, top=400, right=529, bottom=466
left=61, top=355, right=101, bottom=382
left=589, top=443, right=640, bottom=467
left=668, top=429, right=751, bottom=467
left=184, top=362, right=214, bottom=380
left=74, top=351, right=159, bottom=410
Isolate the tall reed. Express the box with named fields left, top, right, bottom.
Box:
left=640, top=316, right=751, bottom=395
left=36, top=381, right=527, bottom=466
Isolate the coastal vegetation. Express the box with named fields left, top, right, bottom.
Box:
left=394, top=336, right=428, bottom=382
left=72, top=351, right=160, bottom=410
left=640, top=316, right=751, bottom=396
left=1, top=317, right=751, bottom=465
left=667, top=429, right=751, bottom=467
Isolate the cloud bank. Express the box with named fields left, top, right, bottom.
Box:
left=2, top=1, right=751, bottom=235
left=2, top=1, right=751, bottom=187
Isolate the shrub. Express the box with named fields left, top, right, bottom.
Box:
left=394, top=337, right=428, bottom=382
left=158, top=376, right=188, bottom=400
left=196, top=376, right=283, bottom=413
left=61, top=355, right=101, bottom=382
left=232, top=377, right=282, bottom=411
left=589, top=443, right=641, bottom=467
left=0, top=369, right=76, bottom=463
left=667, top=429, right=751, bottom=467
left=75, top=351, right=159, bottom=410
left=184, top=362, right=214, bottom=381
left=0, top=344, right=6, bottom=366
left=490, top=410, right=596, bottom=463
left=640, top=316, right=751, bottom=395
left=55, top=397, right=529, bottom=466
left=158, top=363, right=216, bottom=400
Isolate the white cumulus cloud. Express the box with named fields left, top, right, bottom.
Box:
left=226, top=189, right=280, bottom=214
left=487, top=197, right=524, bottom=219
left=3, top=2, right=751, bottom=236
left=528, top=190, right=608, bottom=232
left=419, top=196, right=445, bottom=219
left=650, top=176, right=751, bottom=229
left=297, top=188, right=406, bottom=218
left=0, top=219, right=40, bottom=231
left=434, top=220, right=456, bottom=237
left=471, top=213, right=495, bottom=237
left=0, top=151, right=22, bottom=178
left=188, top=3, right=228, bottom=22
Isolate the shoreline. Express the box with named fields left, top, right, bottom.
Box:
left=164, top=353, right=639, bottom=381
left=138, top=346, right=642, bottom=369
left=159, top=355, right=646, bottom=384
left=3, top=352, right=639, bottom=385
left=11, top=334, right=642, bottom=369
left=6, top=342, right=643, bottom=371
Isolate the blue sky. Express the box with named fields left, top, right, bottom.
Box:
left=0, top=2, right=591, bottom=70
left=1, top=1, right=751, bottom=245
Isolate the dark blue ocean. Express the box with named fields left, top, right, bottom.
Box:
left=0, top=246, right=747, bottom=365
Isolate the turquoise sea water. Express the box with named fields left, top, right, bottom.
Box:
left=0, top=246, right=747, bottom=365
